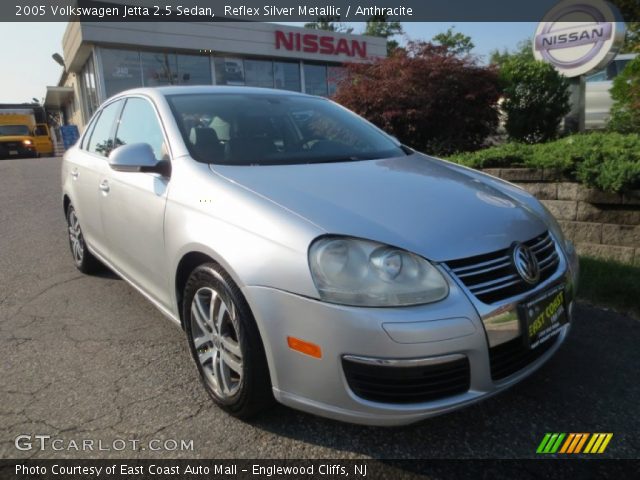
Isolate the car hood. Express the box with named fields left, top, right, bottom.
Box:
left=210, top=153, right=548, bottom=262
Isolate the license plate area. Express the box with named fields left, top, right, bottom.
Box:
left=9, top=150, right=18, bottom=155
left=518, top=284, right=568, bottom=349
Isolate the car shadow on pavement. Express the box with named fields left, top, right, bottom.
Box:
left=249, top=303, right=640, bottom=461
left=93, top=266, right=120, bottom=280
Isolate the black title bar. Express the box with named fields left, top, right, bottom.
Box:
left=2, top=459, right=640, bottom=480
left=3, top=0, right=640, bottom=22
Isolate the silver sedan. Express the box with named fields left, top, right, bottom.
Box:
left=62, top=86, right=579, bottom=426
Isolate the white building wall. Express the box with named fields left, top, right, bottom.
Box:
left=63, top=22, right=387, bottom=73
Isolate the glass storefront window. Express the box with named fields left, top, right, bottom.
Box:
left=80, top=54, right=99, bottom=119
left=274, top=62, right=301, bottom=92
left=214, top=57, right=245, bottom=85
left=177, top=54, right=212, bottom=85
left=244, top=59, right=274, bottom=88
left=141, top=51, right=178, bottom=87
left=99, top=47, right=341, bottom=102
left=327, top=66, right=346, bottom=97
left=101, top=48, right=143, bottom=98
left=303, top=64, right=328, bottom=96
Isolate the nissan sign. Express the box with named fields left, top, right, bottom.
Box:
left=275, top=31, right=367, bottom=58
left=533, top=0, right=626, bottom=77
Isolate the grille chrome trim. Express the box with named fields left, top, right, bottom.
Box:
left=456, top=260, right=511, bottom=278
left=444, top=231, right=560, bottom=305
left=343, top=353, right=466, bottom=368
left=468, top=273, right=519, bottom=292
left=472, top=278, right=523, bottom=297
left=451, top=255, right=510, bottom=274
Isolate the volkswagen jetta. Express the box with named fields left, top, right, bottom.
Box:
left=62, top=86, right=579, bottom=425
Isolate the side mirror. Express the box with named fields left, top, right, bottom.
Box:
left=108, top=143, right=170, bottom=176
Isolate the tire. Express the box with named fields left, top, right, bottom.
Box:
left=66, top=205, right=102, bottom=274
left=183, top=263, right=273, bottom=419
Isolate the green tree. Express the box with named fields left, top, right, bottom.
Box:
left=500, top=59, right=571, bottom=143
left=432, top=26, right=475, bottom=56
left=363, top=15, right=404, bottom=54
left=490, top=39, right=535, bottom=66
left=612, top=0, right=640, bottom=23
left=304, top=16, right=353, bottom=33
left=609, top=1, right=640, bottom=52
left=609, top=56, right=640, bottom=132
left=623, top=22, right=640, bottom=53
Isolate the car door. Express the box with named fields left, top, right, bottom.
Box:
left=66, top=99, right=123, bottom=256
left=99, top=96, right=172, bottom=306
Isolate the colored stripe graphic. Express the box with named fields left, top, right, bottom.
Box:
left=550, top=433, right=565, bottom=453
left=537, top=433, right=552, bottom=453
left=544, top=433, right=559, bottom=453
left=573, top=433, right=589, bottom=453
left=597, top=434, right=613, bottom=453
left=538, top=433, right=613, bottom=454
left=559, top=433, right=575, bottom=453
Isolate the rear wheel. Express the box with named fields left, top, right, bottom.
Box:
left=66, top=205, right=101, bottom=274
left=183, top=263, right=273, bottom=418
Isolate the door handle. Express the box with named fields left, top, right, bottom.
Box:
left=99, top=180, right=110, bottom=193
left=71, top=169, right=79, bottom=179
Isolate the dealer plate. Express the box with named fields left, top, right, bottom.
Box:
left=518, top=284, right=568, bottom=349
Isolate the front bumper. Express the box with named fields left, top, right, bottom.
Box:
left=0, top=142, right=37, bottom=159
left=243, top=256, right=577, bottom=426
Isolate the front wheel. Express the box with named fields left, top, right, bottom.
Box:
left=66, top=205, right=101, bottom=274
left=183, top=263, right=273, bottom=419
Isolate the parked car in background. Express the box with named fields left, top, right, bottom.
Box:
left=62, top=86, right=579, bottom=425
left=585, top=53, right=637, bottom=130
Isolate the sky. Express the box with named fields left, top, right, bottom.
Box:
left=0, top=22, right=537, bottom=104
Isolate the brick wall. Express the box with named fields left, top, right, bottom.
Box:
left=482, top=168, right=640, bottom=265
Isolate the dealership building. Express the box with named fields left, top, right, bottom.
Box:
left=44, top=22, right=386, bottom=129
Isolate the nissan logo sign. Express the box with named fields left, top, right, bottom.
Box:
left=533, top=0, right=626, bottom=77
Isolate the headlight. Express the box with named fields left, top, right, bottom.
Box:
left=541, top=204, right=569, bottom=249
left=22, top=139, right=32, bottom=146
left=308, top=236, right=449, bottom=307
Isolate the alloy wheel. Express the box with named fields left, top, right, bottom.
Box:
left=190, top=287, right=244, bottom=399
left=68, top=209, right=84, bottom=266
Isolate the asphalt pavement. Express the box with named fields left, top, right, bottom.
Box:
left=1, top=157, right=638, bottom=464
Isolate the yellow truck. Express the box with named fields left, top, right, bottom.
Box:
left=0, top=110, right=53, bottom=159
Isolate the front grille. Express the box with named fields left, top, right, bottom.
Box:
left=445, top=231, right=560, bottom=305
left=489, top=334, right=559, bottom=381
left=342, top=356, right=470, bottom=404
left=1, top=142, right=20, bottom=149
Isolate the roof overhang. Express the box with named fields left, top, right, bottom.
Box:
left=44, top=86, right=75, bottom=108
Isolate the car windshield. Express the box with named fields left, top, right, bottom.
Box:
left=167, top=93, right=406, bottom=165
left=0, top=125, right=30, bottom=136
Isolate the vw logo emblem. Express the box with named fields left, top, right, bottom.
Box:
left=512, top=243, right=540, bottom=285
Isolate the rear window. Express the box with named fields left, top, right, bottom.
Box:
left=167, top=93, right=405, bottom=165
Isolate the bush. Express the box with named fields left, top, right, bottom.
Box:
left=333, top=42, right=501, bottom=156
left=448, top=132, right=640, bottom=193
left=500, top=59, right=571, bottom=143
left=608, top=56, right=640, bottom=133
